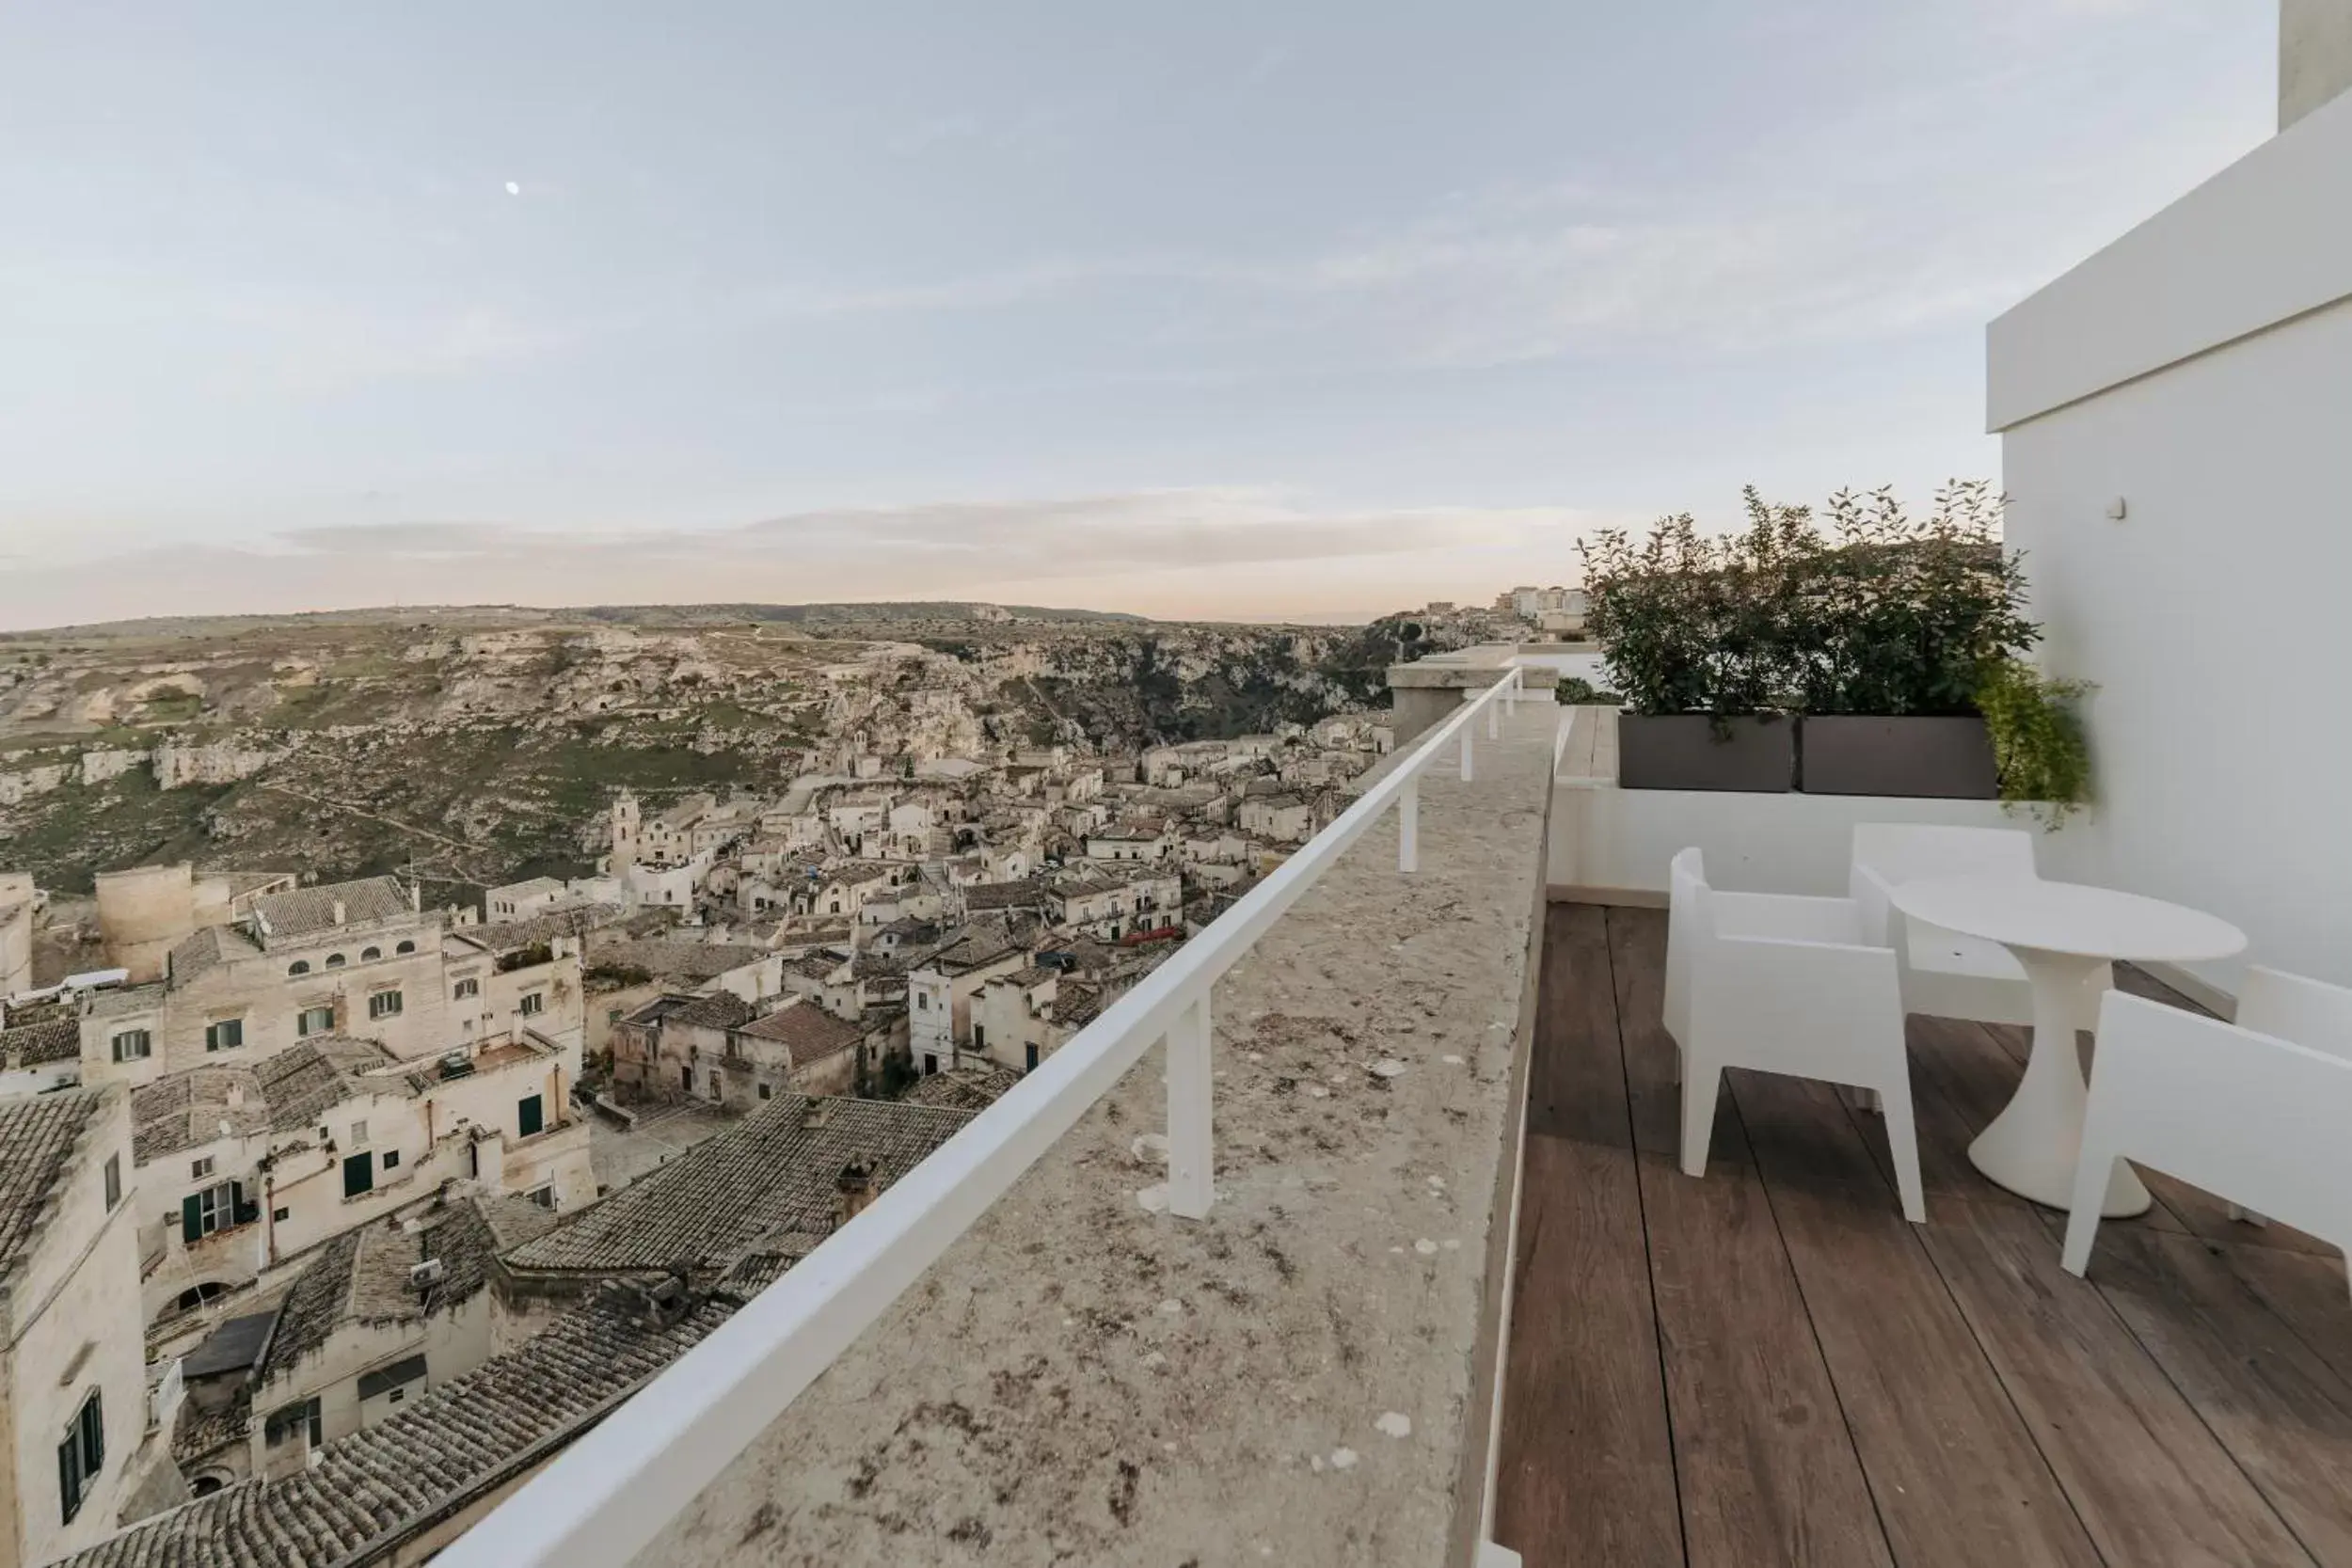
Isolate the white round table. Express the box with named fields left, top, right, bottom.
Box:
left=1888, top=875, right=2247, bottom=1216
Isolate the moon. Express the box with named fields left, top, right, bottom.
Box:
left=505, top=181, right=521, bottom=196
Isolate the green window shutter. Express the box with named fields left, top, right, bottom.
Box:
left=83, top=1393, right=103, bottom=1472
left=182, top=1194, right=202, bottom=1244
left=58, top=1433, right=79, bottom=1524
left=342, top=1152, right=373, bottom=1198
left=517, top=1095, right=544, bottom=1137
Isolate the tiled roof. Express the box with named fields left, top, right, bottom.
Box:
left=0, top=1089, right=107, bottom=1287
left=586, top=937, right=769, bottom=983
left=254, top=1037, right=427, bottom=1134
left=961, top=878, right=1046, bottom=911
left=254, top=1231, right=362, bottom=1385
left=901, top=1063, right=1024, bottom=1111
left=734, top=1001, right=861, bottom=1067
left=167, top=923, right=262, bottom=983
left=250, top=876, right=415, bottom=940
left=131, top=1038, right=422, bottom=1165
left=1052, top=979, right=1108, bottom=1030
left=70, top=1291, right=738, bottom=1568
left=664, top=991, right=757, bottom=1032
left=450, top=904, right=625, bottom=956
left=1, top=1014, right=80, bottom=1069
left=131, top=1067, right=267, bottom=1164
left=501, top=1094, right=973, bottom=1279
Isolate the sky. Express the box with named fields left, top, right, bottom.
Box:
left=0, top=1, right=2279, bottom=629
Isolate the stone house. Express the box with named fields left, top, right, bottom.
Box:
left=0, top=1087, right=164, bottom=1568
left=907, top=924, right=1031, bottom=1078
left=133, top=1030, right=591, bottom=1323
left=1237, top=793, right=1314, bottom=844
left=80, top=877, right=453, bottom=1089
left=711, top=999, right=863, bottom=1104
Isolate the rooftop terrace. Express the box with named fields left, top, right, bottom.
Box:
left=1499, top=904, right=2352, bottom=1567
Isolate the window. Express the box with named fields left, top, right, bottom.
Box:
left=191, top=1156, right=214, bottom=1180
left=382, top=1148, right=400, bottom=1170
left=263, top=1397, right=321, bottom=1449
left=757, top=1083, right=771, bottom=1101
left=395, top=939, right=416, bottom=955
left=57, top=1390, right=103, bottom=1524
left=453, top=977, right=480, bottom=1000
left=357, top=1354, right=427, bottom=1402
left=517, top=1094, right=544, bottom=1138
left=368, top=990, right=403, bottom=1021
left=297, top=1005, right=334, bottom=1037
left=348, top=1119, right=369, bottom=1148
left=607, top=1006, right=624, bottom=1023
left=326, top=953, right=347, bottom=968
left=924, top=1053, right=939, bottom=1076
left=1025, top=1043, right=1040, bottom=1072
left=287, top=960, right=310, bottom=976
left=103, top=1154, right=120, bottom=1211
left=181, top=1180, right=246, bottom=1242
left=973, top=1024, right=987, bottom=1052
left=360, top=945, right=381, bottom=961
left=518, top=990, right=545, bottom=1017
left=272, top=1206, right=291, bottom=1223
left=528, top=1185, right=555, bottom=1209
left=204, top=1018, right=244, bottom=1053
left=342, top=1151, right=373, bottom=1198
left=916, top=992, right=929, bottom=1010
left=109, top=1028, right=151, bottom=1063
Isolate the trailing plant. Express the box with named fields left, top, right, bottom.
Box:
left=1975, top=657, right=2093, bottom=827
left=1554, top=675, right=1623, bottom=705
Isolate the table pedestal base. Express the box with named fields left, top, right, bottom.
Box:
left=1968, top=948, right=2152, bottom=1218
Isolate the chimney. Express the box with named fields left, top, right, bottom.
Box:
left=802, top=1099, right=834, bottom=1131
left=834, top=1156, right=878, bottom=1227
left=227, top=1084, right=246, bottom=1109
left=331, top=899, right=347, bottom=927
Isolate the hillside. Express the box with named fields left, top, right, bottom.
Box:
left=0, top=602, right=1502, bottom=895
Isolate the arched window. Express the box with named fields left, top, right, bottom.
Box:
left=288, top=960, right=310, bottom=976
left=395, top=940, right=415, bottom=955
left=326, top=953, right=347, bottom=968
left=360, top=946, right=382, bottom=961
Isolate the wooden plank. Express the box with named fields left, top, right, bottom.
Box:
left=1524, top=904, right=1629, bottom=1145
left=2074, top=1226, right=2352, bottom=1564
left=2224, top=1243, right=2352, bottom=1393
left=1731, top=1069, right=2106, bottom=1568
left=1924, top=1200, right=2312, bottom=1566
left=1609, top=910, right=1894, bottom=1568
left=1495, top=905, right=1683, bottom=1568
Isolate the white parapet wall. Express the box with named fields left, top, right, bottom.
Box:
left=1548, top=779, right=2053, bottom=903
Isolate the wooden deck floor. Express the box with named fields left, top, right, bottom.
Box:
left=1495, top=903, right=2352, bottom=1568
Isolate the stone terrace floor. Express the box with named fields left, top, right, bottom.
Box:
left=1497, top=903, right=2352, bottom=1568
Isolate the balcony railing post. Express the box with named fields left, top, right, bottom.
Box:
left=1486, top=694, right=1500, bottom=741
left=1459, top=723, right=1474, bottom=783
left=1166, top=992, right=1214, bottom=1220
left=1398, top=774, right=1419, bottom=873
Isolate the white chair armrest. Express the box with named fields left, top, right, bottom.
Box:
left=1713, top=892, right=1865, bottom=945
left=1698, top=934, right=1906, bottom=1083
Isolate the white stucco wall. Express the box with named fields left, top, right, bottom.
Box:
left=1989, top=82, right=2352, bottom=994
left=2282, top=0, right=2352, bottom=129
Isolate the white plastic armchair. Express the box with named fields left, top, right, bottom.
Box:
left=2062, top=972, right=2352, bottom=1300
left=1849, top=823, right=2110, bottom=1032
left=1666, top=847, right=1925, bottom=1223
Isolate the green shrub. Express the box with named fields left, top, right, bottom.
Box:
left=1976, top=657, right=2094, bottom=827
left=1581, top=481, right=2039, bottom=720
left=1553, top=675, right=1623, bottom=706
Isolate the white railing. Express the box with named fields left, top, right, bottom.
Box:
left=437, top=666, right=1530, bottom=1568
